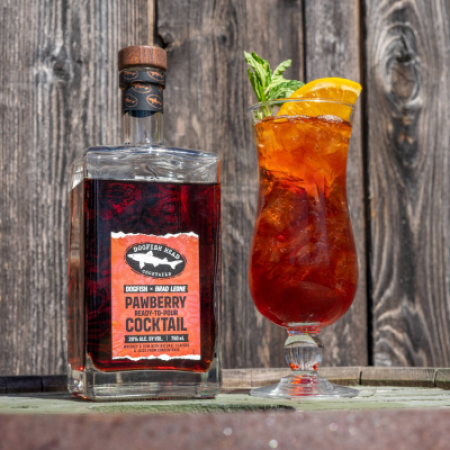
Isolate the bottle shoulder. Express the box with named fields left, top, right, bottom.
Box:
left=84, top=144, right=219, bottom=162
left=70, top=144, right=219, bottom=186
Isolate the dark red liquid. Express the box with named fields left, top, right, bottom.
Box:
left=68, top=179, right=220, bottom=372
left=249, top=116, right=358, bottom=328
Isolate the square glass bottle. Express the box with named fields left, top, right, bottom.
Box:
left=67, top=45, right=221, bottom=400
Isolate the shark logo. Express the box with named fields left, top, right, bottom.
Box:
left=128, top=251, right=183, bottom=270
left=131, top=82, right=153, bottom=94
left=125, top=242, right=186, bottom=278
left=147, top=70, right=165, bottom=83
left=122, top=70, right=139, bottom=81
left=124, top=93, right=138, bottom=108
left=146, top=94, right=163, bottom=110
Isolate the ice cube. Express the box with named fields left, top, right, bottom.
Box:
left=317, top=115, right=343, bottom=124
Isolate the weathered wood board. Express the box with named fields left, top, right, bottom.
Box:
left=3, top=406, right=450, bottom=450
left=0, top=0, right=148, bottom=376
left=158, top=0, right=368, bottom=368
left=9, top=0, right=450, bottom=375
left=365, top=0, right=450, bottom=366
left=157, top=0, right=306, bottom=368
left=304, top=0, right=368, bottom=367
left=0, top=0, right=361, bottom=376
left=2, top=366, right=450, bottom=394
left=4, top=386, right=450, bottom=414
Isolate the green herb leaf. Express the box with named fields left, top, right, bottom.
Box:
left=244, top=51, right=304, bottom=107
left=244, top=51, right=271, bottom=100
left=247, top=69, right=264, bottom=102
left=267, top=80, right=305, bottom=100
left=269, top=59, right=292, bottom=88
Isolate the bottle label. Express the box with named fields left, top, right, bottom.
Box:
left=110, top=232, right=201, bottom=361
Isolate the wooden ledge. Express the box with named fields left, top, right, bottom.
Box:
left=223, top=367, right=363, bottom=388
left=360, top=368, right=436, bottom=388
left=1, top=367, right=450, bottom=394
left=222, top=367, right=450, bottom=389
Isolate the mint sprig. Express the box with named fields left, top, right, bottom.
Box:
left=244, top=51, right=304, bottom=103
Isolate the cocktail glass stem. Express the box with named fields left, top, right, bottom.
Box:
left=250, top=326, right=359, bottom=399
left=285, top=326, right=323, bottom=372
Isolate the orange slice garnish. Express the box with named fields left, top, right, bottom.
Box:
left=277, top=78, right=362, bottom=120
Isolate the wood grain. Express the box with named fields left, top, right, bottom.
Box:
left=0, top=0, right=147, bottom=376
left=8, top=0, right=450, bottom=375
left=304, top=0, right=368, bottom=367
left=435, top=369, right=450, bottom=390
left=157, top=0, right=304, bottom=368
left=222, top=367, right=362, bottom=388
left=360, top=367, right=435, bottom=387
left=365, top=0, right=450, bottom=366
left=148, top=0, right=155, bottom=45
left=2, top=368, right=449, bottom=393
left=318, top=367, right=362, bottom=386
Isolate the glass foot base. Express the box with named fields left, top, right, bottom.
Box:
left=250, top=374, right=359, bottom=399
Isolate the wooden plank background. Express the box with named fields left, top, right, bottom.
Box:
left=158, top=0, right=305, bottom=369
left=303, top=0, right=367, bottom=367
left=157, top=0, right=367, bottom=368
left=366, top=0, right=450, bottom=366
left=0, top=0, right=148, bottom=375
left=0, top=0, right=449, bottom=375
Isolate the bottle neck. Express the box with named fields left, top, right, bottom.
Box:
left=122, top=110, right=164, bottom=145
left=119, top=66, right=165, bottom=145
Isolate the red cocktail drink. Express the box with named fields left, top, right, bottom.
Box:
left=248, top=99, right=359, bottom=398
left=249, top=114, right=358, bottom=328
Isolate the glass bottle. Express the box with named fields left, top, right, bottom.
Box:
left=67, top=45, right=221, bottom=400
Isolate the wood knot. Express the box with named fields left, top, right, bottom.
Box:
left=52, top=57, right=71, bottom=82
left=216, top=25, right=234, bottom=49
left=377, top=22, right=422, bottom=157
left=381, top=24, right=422, bottom=105
left=157, top=28, right=174, bottom=51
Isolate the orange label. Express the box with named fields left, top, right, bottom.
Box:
left=111, top=232, right=200, bottom=361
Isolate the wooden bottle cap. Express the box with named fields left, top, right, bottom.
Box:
left=118, top=45, right=167, bottom=72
